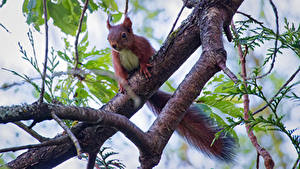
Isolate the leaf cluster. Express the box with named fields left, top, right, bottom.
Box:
left=230, top=15, right=300, bottom=159
left=81, top=147, right=125, bottom=169
left=233, top=16, right=300, bottom=75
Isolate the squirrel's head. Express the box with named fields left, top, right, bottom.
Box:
left=107, top=16, right=134, bottom=51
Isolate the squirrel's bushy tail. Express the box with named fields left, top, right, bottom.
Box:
left=147, top=90, right=236, bottom=161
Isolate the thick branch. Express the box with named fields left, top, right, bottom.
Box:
left=5, top=9, right=201, bottom=168
left=1, top=103, right=152, bottom=164
left=5, top=0, right=245, bottom=167
left=139, top=1, right=243, bottom=168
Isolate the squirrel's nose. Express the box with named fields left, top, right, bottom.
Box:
left=112, top=44, right=117, bottom=49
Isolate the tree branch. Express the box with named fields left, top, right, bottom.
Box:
left=167, top=3, right=185, bottom=38
left=74, top=0, right=89, bottom=69
left=5, top=1, right=245, bottom=167
left=0, top=77, right=40, bottom=90
left=252, top=66, right=300, bottom=115
left=0, top=135, right=68, bottom=153
left=236, top=11, right=264, bottom=26
left=4, top=8, right=201, bottom=167
left=124, top=0, right=129, bottom=15
left=0, top=69, right=114, bottom=90
left=13, top=121, right=49, bottom=142
left=292, top=157, right=300, bottom=169
left=139, top=1, right=243, bottom=167
left=0, top=23, right=10, bottom=33
left=87, top=151, right=98, bottom=169
left=39, top=0, right=49, bottom=104
left=0, top=103, right=151, bottom=157
left=51, top=111, right=82, bottom=158
left=231, top=21, right=274, bottom=169
left=254, top=0, right=279, bottom=79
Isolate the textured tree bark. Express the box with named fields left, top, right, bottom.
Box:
left=4, top=6, right=201, bottom=169
left=138, top=1, right=243, bottom=168
left=3, top=0, right=245, bottom=168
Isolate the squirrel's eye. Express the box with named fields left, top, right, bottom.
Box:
left=121, top=32, right=127, bottom=38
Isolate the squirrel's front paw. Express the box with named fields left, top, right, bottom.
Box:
left=140, top=63, right=152, bottom=79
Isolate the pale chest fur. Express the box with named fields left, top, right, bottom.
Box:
left=119, top=49, right=140, bottom=72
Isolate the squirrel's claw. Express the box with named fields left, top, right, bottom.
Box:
left=140, top=63, right=152, bottom=79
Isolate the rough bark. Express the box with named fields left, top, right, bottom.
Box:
left=4, top=6, right=201, bottom=169
left=2, top=0, right=245, bottom=168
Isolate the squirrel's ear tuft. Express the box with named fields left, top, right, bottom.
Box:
left=106, top=18, right=111, bottom=30
left=123, top=16, right=132, bottom=30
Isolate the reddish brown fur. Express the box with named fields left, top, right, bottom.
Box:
left=111, top=50, right=128, bottom=90
left=107, top=17, right=154, bottom=91
left=147, top=91, right=236, bottom=161
left=107, top=17, right=236, bottom=161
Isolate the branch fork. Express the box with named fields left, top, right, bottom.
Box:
left=2, top=0, right=247, bottom=168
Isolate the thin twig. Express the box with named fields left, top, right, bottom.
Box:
left=167, top=4, right=185, bottom=38
left=254, top=0, right=279, bottom=79
left=51, top=111, right=82, bottom=158
left=292, top=157, right=300, bottom=169
left=0, top=23, right=11, bottom=33
left=0, top=69, right=114, bottom=90
left=232, top=21, right=274, bottom=169
left=39, top=0, right=49, bottom=104
left=256, top=152, right=260, bottom=169
left=0, top=135, right=68, bottom=153
left=0, top=77, right=39, bottom=90
left=13, top=121, right=49, bottom=142
left=236, top=11, right=264, bottom=26
left=74, top=0, right=89, bottom=70
left=124, top=0, right=129, bottom=15
left=253, top=66, right=300, bottom=115
left=218, top=62, right=239, bottom=83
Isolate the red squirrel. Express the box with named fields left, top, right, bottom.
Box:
left=107, top=17, right=154, bottom=92
left=107, top=16, right=236, bottom=161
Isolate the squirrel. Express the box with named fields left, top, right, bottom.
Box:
left=107, top=16, right=236, bottom=161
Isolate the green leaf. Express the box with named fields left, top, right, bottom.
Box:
left=84, top=57, right=111, bottom=70
left=110, top=12, right=123, bottom=23
left=85, top=76, right=117, bottom=103
left=198, top=95, right=243, bottom=118
left=87, top=0, right=99, bottom=12
left=105, top=0, right=118, bottom=11
left=83, top=48, right=112, bottom=70
left=57, top=51, right=72, bottom=63
left=48, top=0, right=86, bottom=36
left=75, top=86, right=89, bottom=99
left=210, top=111, right=228, bottom=126
left=22, top=0, right=44, bottom=31
left=79, top=0, right=98, bottom=12
left=196, top=104, right=239, bottom=143
left=99, top=0, right=119, bottom=13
